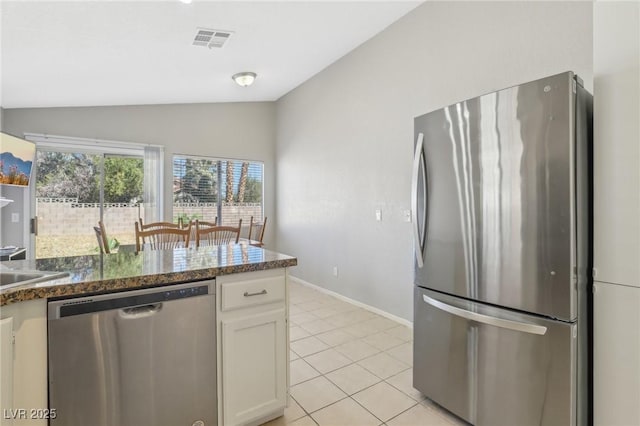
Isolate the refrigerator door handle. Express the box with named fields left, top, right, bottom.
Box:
left=412, top=132, right=426, bottom=268
left=422, top=294, right=548, bottom=335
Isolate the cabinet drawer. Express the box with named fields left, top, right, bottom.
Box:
left=220, top=275, right=285, bottom=312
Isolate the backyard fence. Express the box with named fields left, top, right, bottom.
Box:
left=37, top=199, right=262, bottom=236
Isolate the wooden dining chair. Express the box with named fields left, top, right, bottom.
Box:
left=196, top=217, right=217, bottom=228
left=93, top=220, right=110, bottom=254
left=135, top=222, right=191, bottom=252
left=137, top=218, right=187, bottom=245
left=138, top=217, right=184, bottom=231
left=248, top=216, right=267, bottom=246
left=191, top=218, right=216, bottom=245
left=195, top=219, right=242, bottom=247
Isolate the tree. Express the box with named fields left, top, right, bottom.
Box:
left=103, top=157, right=143, bottom=203
left=225, top=161, right=235, bottom=203
left=242, top=177, right=262, bottom=203
left=197, top=174, right=216, bottom=203
left=36, top=153, right=143, bottom=203
left=36, top=152, right=100, bottom=202
left=237, top=162, right=250, bottom=202
left=175, top=158, right=217, bottom=203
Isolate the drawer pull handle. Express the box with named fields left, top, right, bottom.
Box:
left=244, top=289, right=267, bottom=297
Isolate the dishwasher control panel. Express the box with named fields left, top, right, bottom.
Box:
left=48, top=280, right=215, bottom=319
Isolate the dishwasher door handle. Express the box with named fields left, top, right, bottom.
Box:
left=120, top=303, right=163, bottom=318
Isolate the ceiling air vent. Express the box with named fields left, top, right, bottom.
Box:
left=192, top=28, right=234, bottom=49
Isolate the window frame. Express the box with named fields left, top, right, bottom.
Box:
left=23, top=132, right=164, bottom=259
left=172, top=153, right=264, bottom=226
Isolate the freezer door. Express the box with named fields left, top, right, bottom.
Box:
left=413, top=287, right=576, bottom=426
left=414, top=71, right=580, bottom=321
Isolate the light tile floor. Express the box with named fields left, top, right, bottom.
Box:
left=263, top=281, right=467, bottom=426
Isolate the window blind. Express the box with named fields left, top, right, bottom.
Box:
left=172, top=155, right=263, bottom=227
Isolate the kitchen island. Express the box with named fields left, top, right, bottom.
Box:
left=0, top=243, right=297, bottom=426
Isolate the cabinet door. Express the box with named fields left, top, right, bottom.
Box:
left=221, top=309, right=287, bottom=426
left=593, top=2, right=640, bottom=287
left=0, top=300, right=47, bottom=426
left=0, top=318, right=14, bottom=426
left=594, top=282, right=640, bottom=426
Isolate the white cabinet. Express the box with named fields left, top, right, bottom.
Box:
left=593, top=4, right=640, bottom=424
left=221, top=310, right=287, bottom=426
left=0, top=317, right=14, bottom=426
left=594, top=282, right=640, bottom=426
left=217, top=269, right=289, bottom=426
left=593, top=1, right=640, bottom=287
left=0, top=299, right=48, bottom=426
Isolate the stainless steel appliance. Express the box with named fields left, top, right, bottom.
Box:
left=48, top=281, right=217, bottom=426
left=412, top=72, right=592, bottom=426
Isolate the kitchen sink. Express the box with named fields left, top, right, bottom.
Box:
left=0, top=270, right=69, bottom=290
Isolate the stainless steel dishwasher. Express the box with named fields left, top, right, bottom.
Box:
left=48, top=281, right=216, bottom=426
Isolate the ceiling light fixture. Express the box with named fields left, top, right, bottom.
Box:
left=232, top=72, right=257, bottom=87
left=178, top=0, right=193, bottom=4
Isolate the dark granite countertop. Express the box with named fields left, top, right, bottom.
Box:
left=0, top=243, right=297, bottom=306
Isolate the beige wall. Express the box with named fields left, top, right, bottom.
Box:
left=2, top=102, right=277, bottom=247
left=275, top=1, right=593, bottom=320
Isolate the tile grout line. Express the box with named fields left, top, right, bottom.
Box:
left=291, top=348, right=411, bottom=388
left=381, top=401, right=421, bottom=425
left=287, top=284, right=429, bottom=426
left=291, top=355, right=417, bottom=418
left=289, top=394, right=320, bottom=425
left=293, top=326, right=412, bottom=351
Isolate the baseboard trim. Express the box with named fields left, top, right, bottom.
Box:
left=289, top=275, right=413, bottom=328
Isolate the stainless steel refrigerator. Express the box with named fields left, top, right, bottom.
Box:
left=412, top=71, right=592, bottom=426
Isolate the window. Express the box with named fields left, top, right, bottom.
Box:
left=25, top=133, right=164, bottom=259
left=172, top=155, right=263, bottom=227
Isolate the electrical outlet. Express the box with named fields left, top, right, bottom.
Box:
left=11, top=213, right=19, bottom=223
left=403, top=210, right=411, bottom=223
left=375, top=209, right=382, bottom=221
left=332, top=266, right=339, bottom=277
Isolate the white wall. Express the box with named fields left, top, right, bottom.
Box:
left=2, top=102, right=277, bottom=247
left=593, top=2, right=640, bottom=425
left=275, top=1, right=593, bottom=320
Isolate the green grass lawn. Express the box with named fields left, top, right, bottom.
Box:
left=36, top=233, right=136, bottom=259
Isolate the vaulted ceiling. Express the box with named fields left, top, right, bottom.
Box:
left=1, top=1, right=421, bottom=108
